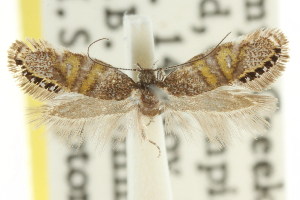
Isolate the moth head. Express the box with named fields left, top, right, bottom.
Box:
left=138, top=69, right=156, bottom=85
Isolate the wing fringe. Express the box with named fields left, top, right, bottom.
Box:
left=236, top=28, right=289, bottom=91
left=8, top=40, right=63, bottom=101
left=163, top=90, right=277, bottom=146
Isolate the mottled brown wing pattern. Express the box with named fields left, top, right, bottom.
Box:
left=7, top=28, right=289, bottom=146
left=161, top=28, right=288, bottom=96
left=160, top=28, right=288, bottom=144
left=8, top=39, right=141, bottom=146
left=8, top=39, right=137, bottom=101
left=234, top=29, right=288, bottom=91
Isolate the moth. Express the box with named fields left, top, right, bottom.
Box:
left=8, top=28, right=288, bottom=148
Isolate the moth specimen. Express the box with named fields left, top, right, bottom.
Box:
left=8, top=28, right=289, bottom=147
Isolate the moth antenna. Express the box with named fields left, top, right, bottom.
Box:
left=87, top=38, right=140, bottom=72
left=156, top=32, right=231, bottom=71
left=136, top=63, right=143, bottom=70
left=152, top=59, right=160, bottom=67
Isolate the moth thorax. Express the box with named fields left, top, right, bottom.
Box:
left=138, top=70, right=156, bottom=85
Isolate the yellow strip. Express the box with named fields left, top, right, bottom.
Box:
left=216, top=47, right=237, bottom=81
left=195, top=60, right=218, bottom=87
left=199, top=65, right=218, bottom=86
left=79, top=63, right=106, bottom=94
left=19, top=1, right=49, bottom=200
left=65, top=53, right=82, bottom=88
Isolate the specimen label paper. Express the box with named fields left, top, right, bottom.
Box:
left=40, top=0, right=284, bottom=200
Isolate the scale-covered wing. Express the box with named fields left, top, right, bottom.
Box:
left=163, top=87, right=277, bottom=144
left=31, top=92, right=139, bottom=145
left=8, top=39, right=137, bottom=101
left=160, top=28, right=288, bottom=96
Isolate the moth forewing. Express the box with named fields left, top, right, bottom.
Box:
left=234, top=28, right=289, bottom=91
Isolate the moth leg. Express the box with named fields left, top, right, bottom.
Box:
left=140, top=124, right=161, bottom=158
left=136, top=63, right=143, bottom=70
left=147, top=139, right=161, bottom=158
left=156, top=69, right=166, bottom=82
left=145, top=117, right=155, bottom=126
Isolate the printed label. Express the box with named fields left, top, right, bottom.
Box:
left=42, top=0, right=283, bottom=200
